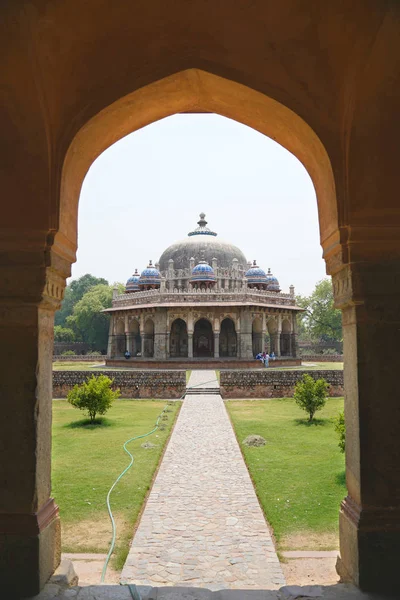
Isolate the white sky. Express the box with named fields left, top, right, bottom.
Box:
left=75, top=114, right=326, bottom=296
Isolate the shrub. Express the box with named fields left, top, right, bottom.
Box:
left=88, top=351, right=102, bottom=357
left=334, top=411, right=346, bottom=453
left=294, top=373, right=329, bottom=422
left=61, top=350, right=76, bottom=356
left=67, top=375, right=120, bottom=423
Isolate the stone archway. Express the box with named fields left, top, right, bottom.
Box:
left=2, top=6, right=400, bottom=591
left=193, top=318, right=213, bottom=357
left=128, top=319, right=141, bottom=356
left=143, top=319, right=154, bottom=358
left=170, top=318, right=188, bottom=358
left=220, top=318, right=237, bottom=357
left=281, top=319, right=291, bottom=357
left=115, top=319, right=125, bottom=357
left=252, top=317, right=263, bottom=356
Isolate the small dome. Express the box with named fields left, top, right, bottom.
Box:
left=245, top=260, right=268, bottom=285
left=139, top=261, right=161, bottom=287
left=191, top=261, right=216, bottom=282
left=266, top=268, right=281, bottom=292
left=125, top=269, right=140, bottom=292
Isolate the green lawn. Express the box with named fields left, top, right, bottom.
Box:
left=52, top=399, right=180, bottom=569
left=53, top=361, right=106, bottom=370
left=226, top=398, right=346, bottom=550
left=267, top=361, right=343, bottom=371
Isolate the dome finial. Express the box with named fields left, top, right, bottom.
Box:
left=188, top=213, right=217, bottom=237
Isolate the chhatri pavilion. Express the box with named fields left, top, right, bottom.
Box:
left=105, top=214, right=302, bottom=362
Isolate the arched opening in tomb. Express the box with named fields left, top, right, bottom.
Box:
left=252, top=317, right=263, bottom=356
left=220, top=318, right=237, bottom=357
left=170, top=318, right=188, bottom=358
left=115, top=319, right=126, bottom=357
left=193, top=318, right=214, bottom=357
left=281, top=318, right=292, bottom=357
left=143, top=319, right=155, bottom=358
left=267, top=318, right=278, bottom=355
left=128, top=319, right=141, bottom=357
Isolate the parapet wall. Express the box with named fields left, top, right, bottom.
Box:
left=220, top=369, right=344, bottom=398
left=53, top=370, right=186, bottom=399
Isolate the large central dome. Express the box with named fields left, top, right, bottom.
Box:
left=158, top=214, right=248, bottom=271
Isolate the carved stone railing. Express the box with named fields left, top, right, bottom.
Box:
left=112, top=288, right=297, bottom=308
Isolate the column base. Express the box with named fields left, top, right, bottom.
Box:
left=0, top=499, right=61, bottom=596
left=338, top=495, right=400, bottom=595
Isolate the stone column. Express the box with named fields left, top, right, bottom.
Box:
left=331, top=261, right=400, bottom=594
left=107, top=316, right=116, bottom=358
left=188, top=333, right=193, bottom=358
left=214, top=332, right=220, bottom=358
left=276, top=331, right=281, bottom=356
left=0, top=250, right=68, bottom=596
left=239, top=309, right=253, bottom=359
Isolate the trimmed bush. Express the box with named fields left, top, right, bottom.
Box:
left=294, top=373, right=329, bottom=422
left=61, top=350, right=76, bottom=356
left=334, top=411, right=346, bottom=453
left=67, top=374, right=120, bottom=423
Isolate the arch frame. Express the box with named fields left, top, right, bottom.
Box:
left=57, top=69, right=338, bottom=266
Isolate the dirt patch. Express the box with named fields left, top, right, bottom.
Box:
left=243, top=434, right=266, bottom=447
left=281, top=531, right=339, bottom=551
left=282, top=557, right=339, bottom=586
left=62, top=514, right=130, bottom=553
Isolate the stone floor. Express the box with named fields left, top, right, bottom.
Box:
left=120, top=370, right=285, bottom=590
left=28, top=582, right=386, bottom=599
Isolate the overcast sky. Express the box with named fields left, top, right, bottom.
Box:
left=75, top=114, right=327, bottom=296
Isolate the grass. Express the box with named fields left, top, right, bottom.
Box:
left=267, top=361, right=343, bottom=371
left=186, top=370, right=192, bottom=383
left=53, top=361, right=106, bottom=370
left=226, top=397, right=346, bottom=551
left=52, top=398, right=180, bottom=569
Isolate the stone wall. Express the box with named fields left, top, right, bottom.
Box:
left=220, top=369, right=344, bottom=398
left=53, top=370, right=186, bottom=399
left=53, top=355, right=105, bottom=361
left=301, top=355, right=343, bottom=362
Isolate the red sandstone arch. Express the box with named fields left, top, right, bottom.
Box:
left=57, top=69, right=338, bottom=266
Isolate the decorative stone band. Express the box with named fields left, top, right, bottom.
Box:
left=341, top=496, right=400, bottom=532
left=0, top=498, right=59, bottom=536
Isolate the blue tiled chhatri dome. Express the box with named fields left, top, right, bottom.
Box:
left=190, top=261, right=217, bottom=283
left=125, top=269, right=140, bottom=293
left=266, top=268, right=280, bottom=292
left=245, top=261, right=268, bottom=286
left=139, top=261, right=162, bottom=288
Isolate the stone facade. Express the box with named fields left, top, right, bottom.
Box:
left=220, top=370, right=344, bottom=398
left=105, top=216, right=302, bottom=363
left=53, top=370, right=186, bottom=399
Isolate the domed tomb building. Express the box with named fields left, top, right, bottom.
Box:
left=105, top=214, right=302, bottom=362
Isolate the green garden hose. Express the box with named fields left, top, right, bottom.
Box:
left=101, top=377, right=218, bottom=584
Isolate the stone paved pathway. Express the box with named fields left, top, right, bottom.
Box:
left=120, top=370, right=285, bottom=590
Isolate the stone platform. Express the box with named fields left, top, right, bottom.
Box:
left=105, top=358, right=301, bottom=370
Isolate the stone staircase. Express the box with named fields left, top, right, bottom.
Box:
left=185, top=387, right=220, bottom=396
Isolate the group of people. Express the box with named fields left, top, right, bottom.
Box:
left=255, top=350, right=276, bottom=367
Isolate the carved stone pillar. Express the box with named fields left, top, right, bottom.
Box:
left=331, top=260, right=400, bottom=595
left=188, top=333, right=193, bottom=358
left=0, top=244, right=69, bottom=596
left=276, top=330, right=281, bottom=356
left=214, top=332, right=220, bottom=358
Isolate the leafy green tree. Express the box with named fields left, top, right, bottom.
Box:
left=294, top=373, right=329, bottom=422
left=67, top=374, right=120, bottom=423
left=334, top=411, right=346, bottom=453
left=297, top=279, right=342, bottom=343
left=67, top=284, right=113, bottom=351
left=55, top=274, right=109, bottom=328
left=54, top=325, right=75, bottom=342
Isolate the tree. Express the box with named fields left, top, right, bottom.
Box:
left=54, top=325, right=75, bottom=342
left=334, top=411, right=346, bottom=453
left=297, top=279, right=342, bottom=343
left=67, top=284, right=113, bottom=351
left=55, top=274, right=109, bottom=328
left=294, top=373, right=329, bottom=422
left=67, top=375, right=120, bottom=423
